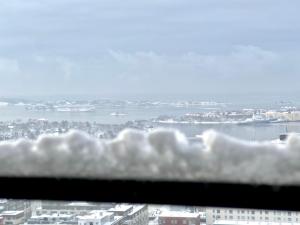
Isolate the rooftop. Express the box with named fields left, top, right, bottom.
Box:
left=109, top=205, right=133, bottom=212
left=23, top=223, right=76, bottom=225
left=78, top=211, right=113, bottom=220
left=1, top=211, right=24, bottom=216
left=31, top=214, right=73, bottom=219
left=67, top=202, right=96, bottom=207
left=0, top=200, right=7, bottom=204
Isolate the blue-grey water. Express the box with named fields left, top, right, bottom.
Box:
left=0, top=102, right=300, bottom=141
left=0, top=106, right=300, bottom=140
left=0, top=105, right=211, bottom=123
left=157, top=122, right=299, bottom=141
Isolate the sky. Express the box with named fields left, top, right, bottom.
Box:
left=0, top=0, right=299, bottom=100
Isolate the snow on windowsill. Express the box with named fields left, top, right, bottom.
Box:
left=0, top=128, right=299, bottom=185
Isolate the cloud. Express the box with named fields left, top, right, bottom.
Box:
left=108, top=46, right=281, bottom=79
left=0, top=0, right=299, bottom=57
left=0, top=0, right=299, bottom=96
left=104, top=46, right=291, bottom=95
left=0, top=45, right=298, bottom=97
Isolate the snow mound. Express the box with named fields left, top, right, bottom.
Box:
left=0, top=128, right=299, bottom=184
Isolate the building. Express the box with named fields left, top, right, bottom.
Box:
left=108, top=205, right=133, bottom=217
left=30, top=202, right=41, bottom=217
left=27, top=213, right=77, bottom=224
left=1, top=211, right=25, bottom=225
left=265, top=111, right=300, bottom=122
left=107, top=204, right=148, bottom=225
left=78, top=210, right=114, bottom=225
left=35, top=202, right=115, bottom=216
left=214, top=220, right=300, bottom=225
left=3, top=201, right=31, bottom=220
left=123, top=205, right=148, bottom=225
left=0, top=216, right=4, bottom=225
left=0, top=200, right=8, bottom=213
left=30, top=203, right=148, bottom=225
left=206, top=208, right=300, bottom=225
left=158, top=211, right=202, bottom=225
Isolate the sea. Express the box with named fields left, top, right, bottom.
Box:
left=1, top=94, right=300, bottom=141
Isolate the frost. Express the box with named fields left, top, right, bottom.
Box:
left=0, top=128, right=299, bottom=185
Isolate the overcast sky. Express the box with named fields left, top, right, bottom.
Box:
left=0, top=0, right=299, bottom=100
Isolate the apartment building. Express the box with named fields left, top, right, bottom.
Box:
left=3, top=201, right=31, bottom=220
left=35, top=202, right=115, bottom=216
left=1, top=211, right=25, bottom=225
left=158, top=211, right=202, bottom=225
left=27, top=213, right=76, bottom=224
left=108, top=205, right=133, bottom=217
left=206, top=208, right=300, bottom=225
left=214, top=220, right=300, bottom=225
left=78, top=205, right=148, bottom=225
left=123, top=205, right=148, bottom=225
left=78, top=210, right=114, bottom=225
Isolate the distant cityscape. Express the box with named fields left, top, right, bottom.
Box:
left=0, top=119, right=153, bottom=141
left=0, top=200, right=298, bottom=225
left=0, top=99, right=299, bottom=141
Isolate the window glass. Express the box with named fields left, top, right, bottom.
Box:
left=1, top=0, right=300, bottom=190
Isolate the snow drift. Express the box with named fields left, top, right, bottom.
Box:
left=0, top=128, right=299, bottom=185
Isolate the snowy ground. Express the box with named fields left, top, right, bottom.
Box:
left=0, top=128, right=299, bottom=185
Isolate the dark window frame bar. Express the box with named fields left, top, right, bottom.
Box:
left=0, top=177, right=297, bottom=210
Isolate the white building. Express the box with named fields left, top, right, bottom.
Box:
left=35, top=202, right=114, bottom=216
left=28, top=213, right=75, bottom=224
left=108, top=205, right=133, bottom=217
left=30, top=202, right=41, bottom=216
left=206, top=208, right=300, bottom=225
left=1, top=211, right=25, bottom=225
left=214, top=220, right=300, bottom=225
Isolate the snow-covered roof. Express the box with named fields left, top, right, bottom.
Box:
left=23, top=223, right=75, bottom=225
left=0, top=128, right=300, bottom=184
left=109, top=205, right=132, bottom=212
left=31, top=214, right=73, bottom=219
left=67, top=202, right=95, bottom=207
left=1, top=211, right=24, bottom=216
left=78, top=211, right=113, bottom=220
left=0, top=200, right=7, bottom=204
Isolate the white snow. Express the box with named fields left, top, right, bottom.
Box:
left=0, top=128, right=300, bottom=184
